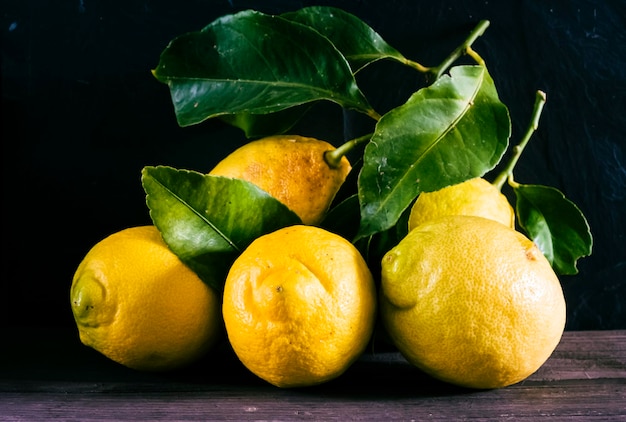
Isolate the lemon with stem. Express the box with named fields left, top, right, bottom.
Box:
left=209, top=135, right=351, bottom=225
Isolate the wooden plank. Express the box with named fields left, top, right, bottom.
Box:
left=1, top=330, right=624, bottom=420
left=528, top=330, right=626, bottom=381
left=1, top=379, right=624, bottom=420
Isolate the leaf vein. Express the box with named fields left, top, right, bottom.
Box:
left=364, top=72, right=485, bottom=228
left=151, top=172, right=240, bottom=252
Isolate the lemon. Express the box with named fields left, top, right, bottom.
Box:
left=380, top=215, right=565, bottom=389
left=70, top=226, right=222, bottom=371
left=209, top=135, right=351, bottom=225
left=222, top=225, right=376, bottom=388
left=408, top=177, right=515, bottom=230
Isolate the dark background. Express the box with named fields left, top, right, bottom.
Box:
left=2, top=0, right=624, bottom=330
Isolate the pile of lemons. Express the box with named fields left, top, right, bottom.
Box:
left=70, top=135, right=565, bottom=390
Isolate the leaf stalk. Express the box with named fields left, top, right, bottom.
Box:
left=405, top=59, right=430, bottom=73
left=493, top=90, right=547, bottom=190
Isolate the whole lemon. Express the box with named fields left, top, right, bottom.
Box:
left=209, top=135, right=351, bottom=225
left=380, top=215, right=565, bottom=389
left=222, top=225, right=376, bottom=388
left=408, top=177, right=515, bottom=230
left=70, top=226, right=222, bottom=371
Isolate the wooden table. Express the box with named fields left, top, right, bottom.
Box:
left=1, top=328, right=624, bottom=420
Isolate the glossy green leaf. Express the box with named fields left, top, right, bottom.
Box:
left=513, top=183, right=593, bottom=275
left=357, top=65, right=511, bottom=238
left=282, top=6, right=408, bottom=73
left=152, top=10, right=375, bottom=127
left=141, top=166, right=301, bottom=291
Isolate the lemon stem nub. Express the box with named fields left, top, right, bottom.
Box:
left=493, top=90, right=547, bottom=191
left=324, top=134, right=372, bottom=169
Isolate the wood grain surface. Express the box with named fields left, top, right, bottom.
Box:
left=1, top=329, right=624, bottom=420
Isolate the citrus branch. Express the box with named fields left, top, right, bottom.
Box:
left=493, top=90, right=547, bottom=191
left=428, top=20, right=490, bottom=81
left=324, top=133, right=373, bottom=168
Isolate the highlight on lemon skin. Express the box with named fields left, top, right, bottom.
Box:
left=209, top=135, right=351, bottom=225
left=380, top=215, right=566, bottom=389
left=222, top=225, right=377, bottom=388
left=70, top=225, right=223, bottom=372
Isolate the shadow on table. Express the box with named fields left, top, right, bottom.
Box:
left=1, top=327, right=473, bottom=398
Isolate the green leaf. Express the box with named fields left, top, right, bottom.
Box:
left=513, top=183, right=593, bottom=275
left=357, top=65, right=511, bottom=238
left=219, top=105, right=312, bottom=138
left=282, top=6, right=408, bottom=73
left=141, top=166, right=301, bottom=291
left=152, top=10, right=375, bottom=127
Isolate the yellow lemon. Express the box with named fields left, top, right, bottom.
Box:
left=380, top=215, right=565, bottom=389
left=222, top=225, right=376, bottom=388
left=70, top=226, right=222, bottom=371
left=209, top=135, right=351, bottom=225
left=408, top=177, right=515, bottom=230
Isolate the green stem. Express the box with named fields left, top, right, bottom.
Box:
left=366, top=108, right=382, bottom=121
left=324, top=133, right=373, bottom=168
left=405, top=59, right=431, bottom=73
left=492, top=90, right=547, bottom=190
left=366, top=21, right=489, bottom=120
left=465, top=46, right=485, bottom=66
left=428, top=20, right=490, bottom=81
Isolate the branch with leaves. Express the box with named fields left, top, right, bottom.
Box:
left=145, top=6, right=592, bottom=292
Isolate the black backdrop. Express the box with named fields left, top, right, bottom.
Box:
left=2, top=0, right=625, bottom=330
